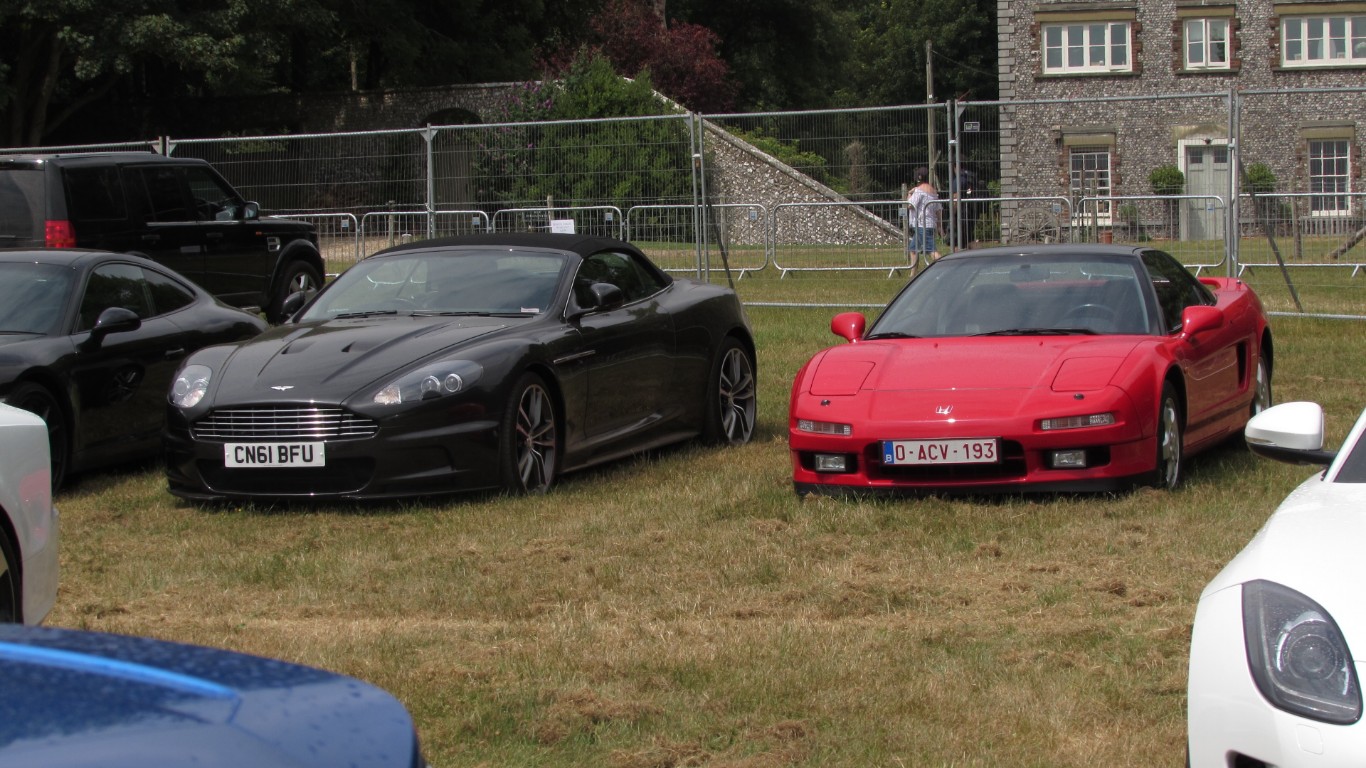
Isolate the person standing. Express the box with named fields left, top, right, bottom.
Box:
left=907, top=166, right=941, bottom=261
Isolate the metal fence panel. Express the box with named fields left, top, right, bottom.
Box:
left=5, top=88, right=1365, bottom=318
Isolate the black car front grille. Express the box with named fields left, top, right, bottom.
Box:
left=192, top=406, right=378, bottom=441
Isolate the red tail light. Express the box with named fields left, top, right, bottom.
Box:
left=45, top=220, right=76, bottom=248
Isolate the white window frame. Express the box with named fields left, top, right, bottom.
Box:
left=1070, top=147, right=1113, bottom=223
left=1281, top=14, right=1366, bottom=67
left=1184, top=18, right=1231, bottom=70
left=1042, top=22, right=1134, bottom=74
left=1308, top=139, right=1352, bottom=217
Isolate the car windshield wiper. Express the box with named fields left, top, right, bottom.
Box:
left=333, top=309, right=398, bottom=319
left=864, top=331, right=921, bottom=340
left=972, top=327, right=1098, bottom=336
left=410, top=310, right=536, bottom=318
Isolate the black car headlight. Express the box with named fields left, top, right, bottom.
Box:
left=372, top=361, right=484, bottom=406
left=171, top=364, right=213, bottom=408
left=1243, top=579, right=1362, bottom=724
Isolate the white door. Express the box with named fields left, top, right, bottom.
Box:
left=1183, top=144, right=1229, bottom=241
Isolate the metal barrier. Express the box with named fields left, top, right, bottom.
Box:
left=770, top=201, right=910, bottom=277
left=275, top=212, right=362, bottom=268
left=1076, top=194, right=1229, bottom=272
left=625, top=203, right=769, bottom=277
left=490, top=206, right=625, bottom=239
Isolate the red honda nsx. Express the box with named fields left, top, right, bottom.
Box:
left=789, top=245, right=1273, bottom=496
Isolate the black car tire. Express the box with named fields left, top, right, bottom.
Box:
left=0, top=531, right=18, bottom=623
left=268, top=260, right=323, bottom=323
left=702, top=337, right=757, bottom=446
left=1154, top=382, right=1183, bottom=491
left=8, top=382, right=68, bottom=491
left=499, top=373, right=558, bottom=495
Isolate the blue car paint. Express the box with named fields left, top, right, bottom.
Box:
left=0, top=625, right=424, bottom=767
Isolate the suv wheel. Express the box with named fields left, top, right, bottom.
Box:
left=267, top=261, right=323, bottom=323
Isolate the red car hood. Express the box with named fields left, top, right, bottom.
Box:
left=810, top=337, right=1145, bottom=395
left=799, top=337, right=1148, bottom=429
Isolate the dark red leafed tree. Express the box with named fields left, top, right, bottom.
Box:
left=545, top=0, right=737, bottom=113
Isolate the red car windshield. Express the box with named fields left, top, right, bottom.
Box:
left=869, top=255, right=1151, bottom=338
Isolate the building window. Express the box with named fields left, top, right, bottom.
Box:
left=1070, top=147, right=1112, bottom=220
left=1282, top=14, right=1366, bottom=67
left=1184, top=18, right=1231, bottom=69
left=1308, top=139, right=1351, bottom=216
left=1043, top=22, right=1133, bottom=74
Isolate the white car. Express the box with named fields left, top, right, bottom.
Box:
left=0, top=402, right=58, bottom=624
left=1188, top=401, right=1366, bottom=767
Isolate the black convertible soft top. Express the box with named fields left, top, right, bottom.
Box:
left=371, top=232, right=646, bottom=260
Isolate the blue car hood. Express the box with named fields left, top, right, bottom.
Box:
left=0, top=626, right=420, bottom=768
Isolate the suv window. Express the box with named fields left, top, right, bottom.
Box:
left=183, top=166, right=243, bottom=221
left=130, top=166, right=194, bottom=223
left=63, top=166, right=126, bottom=221
left=0, top=167, right=44, bottom=242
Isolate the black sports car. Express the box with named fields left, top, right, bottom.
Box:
left=164, top=233, right=758, bottom=501
left=0, top=248, right=267, bottom=488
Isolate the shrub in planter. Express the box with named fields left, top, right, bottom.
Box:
left=1149, top=165, right=1184, bottom=238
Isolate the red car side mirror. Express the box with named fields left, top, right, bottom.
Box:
left=1180, top=305, right=1224, bottom=339
left=831, top=312, right=866, bottom=343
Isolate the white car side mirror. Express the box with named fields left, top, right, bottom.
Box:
left=1246, top=401, right=1335, bottom=466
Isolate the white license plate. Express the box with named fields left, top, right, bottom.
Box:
left=882, top=439, right=999, bottom=465
left=224, top=442, right=326, bottom=468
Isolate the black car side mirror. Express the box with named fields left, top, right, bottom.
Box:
left=573, top=282, right=625, bottom=316
left=83, top=306, right=141, bottom=350
left=243, top=201, right=260, bottom=221
left=280, top=290, right=309, bottom=320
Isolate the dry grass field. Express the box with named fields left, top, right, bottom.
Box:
left=45, top=258, right=1366, bottom=766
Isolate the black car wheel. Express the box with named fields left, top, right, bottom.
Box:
left=1154, top=383, right=1183, bottom=490
left=0, top=532, right=18, bottom=623
left=500, top=373, right=558, bottom=494
left=268, top=260, right=323, bottom=323
left=703, top=337, right=757, bottom=446
left=8, top=382, right=68, bottom=491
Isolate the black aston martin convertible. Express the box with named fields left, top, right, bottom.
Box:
left=164, top=233, right=758, bottom=500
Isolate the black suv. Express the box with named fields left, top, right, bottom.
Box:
left=0, top=152, right=323, bottom=322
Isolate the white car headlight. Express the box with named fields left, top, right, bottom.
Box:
left=1243, top=579, right=1362, bottom=724
left=372, top=361, right=483, bottom=406
left=171, top=364, right=212, bottom=408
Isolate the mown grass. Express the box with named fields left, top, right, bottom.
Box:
left=47, top=269, right=1366, bottom=766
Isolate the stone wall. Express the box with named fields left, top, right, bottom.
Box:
left=705, top=123, right=904, bottom=247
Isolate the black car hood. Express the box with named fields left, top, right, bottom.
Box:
left=212, top=315, right=511, bottom=403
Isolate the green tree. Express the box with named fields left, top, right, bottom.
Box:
left=475, top=53, right=692, bottom=211
left=670, top=0, right=853, bottom=110
left=843, top=0, right=998, bottom=107
left=0, top=0, right=339, bottom=145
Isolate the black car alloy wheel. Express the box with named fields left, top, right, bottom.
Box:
left=501, top=373, right=558, bottom=494
left=705, top=338, right=757, bottom=446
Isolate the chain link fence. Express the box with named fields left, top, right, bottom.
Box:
left=4, top=90, right=1363, bottom=317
